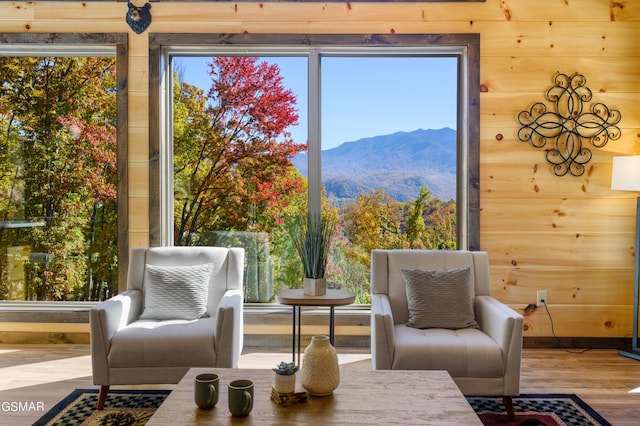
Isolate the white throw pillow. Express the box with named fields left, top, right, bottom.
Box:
left=139, top=263, right=214, bottom=321
left=401, top=267, right=478, bottom=330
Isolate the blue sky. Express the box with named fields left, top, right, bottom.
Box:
left=175, top=56, right=457, bottom=150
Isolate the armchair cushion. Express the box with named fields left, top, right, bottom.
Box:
left=140, top=263, right=214, bottom=321
left=108, top=317, right=218, bottom=368
left=392, top=325, right=504, bottom=377
left=401, top=267, right=478, bottom=330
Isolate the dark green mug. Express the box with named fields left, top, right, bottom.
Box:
left=228, top=379, right=253, bottom=417
left=194, top=373, right=219, bottom=409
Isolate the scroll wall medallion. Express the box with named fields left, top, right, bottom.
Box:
left=516, top=73, right=621, bottom=177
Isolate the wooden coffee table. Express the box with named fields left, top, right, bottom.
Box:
left=147, top=368, right=481, bottom=425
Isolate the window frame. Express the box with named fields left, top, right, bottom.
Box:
left=149, top=33, right=480, bottom=251
left=0, top=33, right=129, bottom=296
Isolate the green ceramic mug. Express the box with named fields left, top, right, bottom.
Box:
left=228, top=379, right=253, bottom=417
left=194, top=373, right=219, bottom=410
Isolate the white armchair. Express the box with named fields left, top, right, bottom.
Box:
left=90, top=246, right=244, bottom=409
left=371, top=249, right=523, bottom=419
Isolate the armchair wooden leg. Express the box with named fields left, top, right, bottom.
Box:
left=503, top=396, right=515, bottom=421
left=97, top=385, right=109, bottom=410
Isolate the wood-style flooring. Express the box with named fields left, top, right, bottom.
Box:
left=0, top=345, right=638, bottom=425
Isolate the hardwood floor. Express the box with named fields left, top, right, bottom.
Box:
left=0, top=344, right=638, bottom=425
left=519, top=348, right=640, bottom=425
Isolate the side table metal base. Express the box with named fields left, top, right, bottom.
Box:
left=290, top=305, right=337, bottom=367
left=275, top=289, right=356, bottom=369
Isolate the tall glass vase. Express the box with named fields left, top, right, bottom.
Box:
left=301, top=335, right=340, bottom=396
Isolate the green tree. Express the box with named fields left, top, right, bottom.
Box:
left=342, top=186, right=457, bottom=272
left=344, top=189, right=405, bottom=268
left=422, top=197, right=457, bottom=250
left=0, top=56, right=117, bottom=301
left=405, top=187, right=431, bottom=249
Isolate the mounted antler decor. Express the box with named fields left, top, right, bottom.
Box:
left=516, top=73, right=621, bottom=177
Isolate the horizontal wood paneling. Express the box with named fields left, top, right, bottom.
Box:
left=478, top=22, right=640, bottom=57
left=517, top=304, right=631, bottom=338
left=480, top=171, right=632, bottom=199
left=481, top=57, right=640, bottom=93
left=1, top=2, right=34, bottom=21
left=0, top=331, right=89, bottom=344
left=0, top=0, right=638, bottom=341
left=484, top=232, right=633, bottom=267
left=481, top=198, right=636, bottom=233
left=493, top=267, right=633, bottom=305
left=0, top=322, right=88, bottom=333
left=33, top=3, right=125, bottom=22
left=24, top=1, right=636, bottom=25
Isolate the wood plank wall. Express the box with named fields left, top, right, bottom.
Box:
left=0, top=0, right=638, bottom=340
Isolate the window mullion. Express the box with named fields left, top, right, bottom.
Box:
left=307, top=49, right=322, bottom=216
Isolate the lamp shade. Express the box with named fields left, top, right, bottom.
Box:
left=612, top=156, right=640, bottom=191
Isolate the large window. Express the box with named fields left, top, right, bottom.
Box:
left=150, top=34, right=479, bottom=303
left=0, top=34, right=128, bottom=302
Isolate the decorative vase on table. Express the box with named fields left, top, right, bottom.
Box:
left=301, top=335, right=340, bottom=396
left=303, top=277, right=327, bottom=296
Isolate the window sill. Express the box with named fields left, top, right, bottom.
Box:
left=0, top=302, right=372, bottom=346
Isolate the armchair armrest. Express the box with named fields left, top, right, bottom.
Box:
left=475, top=295, right=523, bottom=394
left=90, top=290, right=142, bottom=384
left=371, top=293, right=396, bottom=370
left=214, top=289, right=244, bottom=368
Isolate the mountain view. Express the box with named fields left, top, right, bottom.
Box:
left=293, top=127, right=457, bottom=205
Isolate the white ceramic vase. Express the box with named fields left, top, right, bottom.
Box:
left=301, top=335, right=339, bottom=396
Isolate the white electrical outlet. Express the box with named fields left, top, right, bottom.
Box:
left=537, top=290, right=548, bottom=307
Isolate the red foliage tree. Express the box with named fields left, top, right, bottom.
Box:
left=173, top=57, right=306, bottom=246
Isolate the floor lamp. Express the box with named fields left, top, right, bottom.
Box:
left=611, top=155, right=640, bottom=361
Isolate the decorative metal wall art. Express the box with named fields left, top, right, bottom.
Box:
left=126, top=2, right=152, bottom=35
left=516, top=73, right=621, bottom=177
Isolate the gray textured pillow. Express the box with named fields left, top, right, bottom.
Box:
left=140, top=263, right=214, bottom=321
left=401, top=267, right=478, bottom=330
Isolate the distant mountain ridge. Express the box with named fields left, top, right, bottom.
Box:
left=293, top=127, right=457, bottom=205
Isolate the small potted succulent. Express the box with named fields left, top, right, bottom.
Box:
left=273, top=361, right=299, bottom=394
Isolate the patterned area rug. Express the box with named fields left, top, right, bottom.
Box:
left=33, top=389, right=171, bottom=426
left=35, top=390, right=610, bottom=426
left=467, top=394, right=611, bottom=426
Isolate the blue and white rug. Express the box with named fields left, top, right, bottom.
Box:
left=33, top=389, right=170, bottom=426
left=467, top=394, right=611, bottom=426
